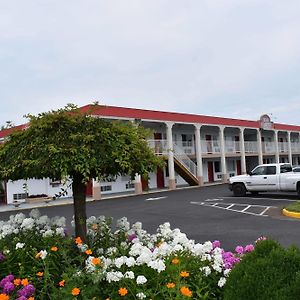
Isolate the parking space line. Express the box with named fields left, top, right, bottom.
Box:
left=222, top=196, right=297, bottom=202
left=190, top=201, right=276, bottom=217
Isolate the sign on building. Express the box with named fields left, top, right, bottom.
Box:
left=260, top=114, right=274, bottom=130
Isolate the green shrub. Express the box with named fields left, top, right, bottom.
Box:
left=224, top=239, right=300, bottom=300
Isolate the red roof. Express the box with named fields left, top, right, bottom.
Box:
left=1, top=105, right=300, bottom=138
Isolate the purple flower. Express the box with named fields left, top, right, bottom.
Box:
left=127, top=233, right=137, bottom=242
left=0, top=252, right=5, bottom=262
left=3, top=281, right=15, bottom=294
left=0, top=275, right=14, bottom=288
left=244, top=244, right=254, bottom=252
left=212, top=240, right=221, bottom=249
left=16, top=297, right=27, bottom=300
left=17, top=284, right=35, bottom=298
left=235, top=246, right=244, bottom=255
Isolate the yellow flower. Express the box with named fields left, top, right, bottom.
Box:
left=36, top=272, right=44, bottom=277
left=118, top=287, right=128, bottom=296
left=72, top=288, right=80, bottom=296
left=180, top=271, right=190, bottom=278
left=51, top=246, right=58, bottom=252
left=166, top=282, right=175, bottom=289
left=92, top=257, right=101, bottom=265
left=85, top=249, right=92, bottom=255
left=180, top=286, right=193, bottom=297
left=172, top=257, right=180, bottom=265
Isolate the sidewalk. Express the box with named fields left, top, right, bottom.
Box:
left=0, top=182, right=224, bottom=213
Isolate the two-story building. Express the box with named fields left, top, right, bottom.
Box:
left=1, top=104, right=300, bottom=205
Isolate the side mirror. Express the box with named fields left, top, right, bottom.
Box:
left=248, top=171, right=253, bottom=176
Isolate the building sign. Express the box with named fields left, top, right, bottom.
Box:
left=259, top=114, right=274, bottom=130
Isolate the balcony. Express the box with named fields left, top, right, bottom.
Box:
left=278, top=142, right=289, bottom=153
left=225, top=141, right=240, bottom=153
left=262, top=142, right=276, bottom=153
left=201, top=140, right=221, bottom=154
left=291, top=142, right=300, bottom=152
left=244, top=141, right=258, bottom=153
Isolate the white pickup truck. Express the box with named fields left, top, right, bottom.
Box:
left=229, top=163, right=300, bottom=197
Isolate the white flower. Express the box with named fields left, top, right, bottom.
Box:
left=36, top=215, right=49, bottom=226
left=42, top=229, right=54, bottom=238
left=136, top=292, right=146, bottom=299
left=124, top=271, right=135, bottom=279
left=106, top=271, right=123, bottom=283
left=125, top=257, right=136, bottom=267
left=136, top=275, right=147, bottom=285
left=15, top=242, right=25, bottom=249
left=223, top=269, right=231, bottom=277
left=147, top=259, right=166, bottom=273
left=39, top=250, right=48, bottom=260
left=218, top=277, right=226, bottom=287
left=29, top=209, right=41, bottom=219
left=21, top=218, right=35, bottom=230
left=200, top=266, right=211, bottom=276
left=55, top=227, right=65, bottom=237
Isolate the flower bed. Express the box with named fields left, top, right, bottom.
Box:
left=0, top=209, right=255, bottom=299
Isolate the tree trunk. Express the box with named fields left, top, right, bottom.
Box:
left=72, top=174, right=87, bottom=243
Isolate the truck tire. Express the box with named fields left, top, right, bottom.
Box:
left=297, top=183, right=300, bottom=198
left=233, top=183, right=247, bottom=197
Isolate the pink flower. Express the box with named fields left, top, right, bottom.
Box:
left=244, top=244, right=254, bottom=252
left=212, top=240, right=221, bottom=249
left=235, top=246, right=244, bottom=255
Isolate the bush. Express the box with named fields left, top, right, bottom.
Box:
left=224, top=239, right=300, bottom=300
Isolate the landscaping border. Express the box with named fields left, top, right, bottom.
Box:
left=282, top=208, right=300, bottom=219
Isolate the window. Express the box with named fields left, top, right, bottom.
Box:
left=251, top=166, right=276, bottom=175
left=251, top=166, right=266, bottom=175
left=101, top=185, right=112, bottom=192
left=13, top=193, right=28, bottom=200
left=125, top=182, right=135, bottom=189
left=214, top=161, right=220, bottom=173
left=281, top=164, right=292, bottom=173
left=266, top=166, right=276, bottom=175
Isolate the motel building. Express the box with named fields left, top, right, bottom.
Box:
left=1, top=104, right=300, bottom=205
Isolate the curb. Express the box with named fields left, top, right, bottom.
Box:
left=282, top=208, right=300, bottom=219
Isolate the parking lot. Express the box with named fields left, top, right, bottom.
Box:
left=1, top=184, right=300, bottom=250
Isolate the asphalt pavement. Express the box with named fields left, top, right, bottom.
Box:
left=1, top=184, right=300, bottom=251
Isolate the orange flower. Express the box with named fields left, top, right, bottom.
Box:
left=91, top=257, right=101, bottom=265
left=51, top=246, right=58, bottom=252
left=172, top=257, right=180, bottom=265
left=59, top=280, right=65, bottom=287
left=36, top=272, right=44, bottom=277
left=74, top=237, right=83, bottom=245
left=35, top=252, right=41, bottom=259
left=166, top=282, right=175, bottom=289
left=14, top=278, right=21, bottom=286
left=118, top=287, right=128, bottom=296
left=180, top=286, right=193, bottom=297
left=21, top=278, right=29, bottom=286
left=72, top=288, right=80, bottom=296
left=28, top=297, right=35, bottom=300
left=0, top=294, right=9, bottom=300
left=85, top=249, right=92, bottom=255
left=92, top=223, right=98, bottom=230
left=180, top=271, right=190, bottom=278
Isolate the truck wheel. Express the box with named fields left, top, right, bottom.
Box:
left=233, top=183, right=246, bottom=197
left=297, top=183, right=300, bottom=198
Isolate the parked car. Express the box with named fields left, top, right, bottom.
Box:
left=293, top=166, right=300, bottom=173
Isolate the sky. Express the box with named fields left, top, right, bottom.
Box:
left=1, top=0, right=300, bottom=127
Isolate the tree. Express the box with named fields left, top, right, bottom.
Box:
left=0, top=104, right=163, bottom=241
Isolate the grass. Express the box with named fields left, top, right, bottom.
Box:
left=285, top=201, right=300, bottom=213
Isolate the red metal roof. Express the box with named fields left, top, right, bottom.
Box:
left=1, top=105, right=300, bottom=138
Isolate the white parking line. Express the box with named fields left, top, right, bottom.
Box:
left=145, top=196, right=167, bottom=201
left=222, top=196, right=297, bottom=202
left=190, top=201, right=276, bottom=217
left=204, top=198, right=224, bottom=202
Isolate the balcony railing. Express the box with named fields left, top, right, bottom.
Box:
left=244, top=141, right=258, bottom=153
left=225, top=141, right=240, bottom=153
left=201, top=140, right=221, bottom=154
left=262, top=142, right=276, bottom=153
left=291, top=142, right=300, bottom=152
left=278, top=142, right=289, bottom=153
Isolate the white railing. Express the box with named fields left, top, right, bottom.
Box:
left=291, top=142, right=300, bottom=152
left=147, top=139, right=168, bottom=155
left=173, top=143, right=197, bottom=177
left=175, top=140, right=195, bottom=155
left=201, top=140, right=221, bottom=154
left=278, top=142, right=289, bottom=153
left=244, top=141, right=258, bottom=153
left=225, top=141, right=240, bottom=153
left=262, top=142, right=276, bottom=153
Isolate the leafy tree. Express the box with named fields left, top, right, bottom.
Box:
left=0, top=104, right=163, bottom=241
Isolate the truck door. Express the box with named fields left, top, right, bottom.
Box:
left=247, top=165, right=278, bottom=191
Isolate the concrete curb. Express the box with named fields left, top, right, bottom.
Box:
left=282, top=208, right=300, bottom=219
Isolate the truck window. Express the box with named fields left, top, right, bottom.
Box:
left=266, top=166, right=276, bottom=175
left=251, top=166, right=266, bottom=175
left=280, top=165, right=292, bottom=173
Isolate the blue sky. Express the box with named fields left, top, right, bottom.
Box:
left=1, top=0, right=300, bottom=127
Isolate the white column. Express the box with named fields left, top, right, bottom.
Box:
left=240, top=127, right=246, bottom=174
left=274, top=130, right=279, bottom=163
left=219, top=126, right=227, bottom=182
left=134, top=174, right=142, bottom=194
left=194, top=124, right=203, bottom=186
left=92, top=179, right=101, bottom=200
left=257, top=129, right=263, bottom=165
left=166, top=122, right=176, bottom=190
left=287, top=131, right=292, bottom=165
